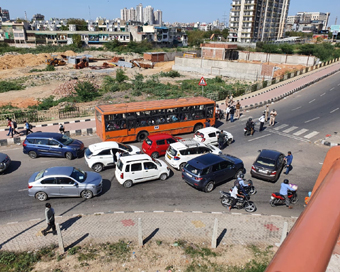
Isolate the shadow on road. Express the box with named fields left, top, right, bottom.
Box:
left=60, top=215, right=82, bottom=231
left=100, top=179, right=111, bottom=197
left=217, top=228, right=227, bottom=247
left=65, top=233, right=89, bottom=251
left=4, top=160, right=21, bottom=174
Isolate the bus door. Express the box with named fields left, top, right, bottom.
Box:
left=127, top=117, right=137, bottom=137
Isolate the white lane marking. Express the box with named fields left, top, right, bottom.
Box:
left=320, top=93, right=326, bottom=96
left=114, top=211, right=125, bottom=214
left=267, top=129, right=311, bottom=143
left=330, top=108, right=339, bottom=113
left=174, top=211, right=183, bottom=213
left=192, top=211, right=203, bottom=213
left=274, top=124, right=288, bottom=131
left=153, top=211, right=164, bottom=213
left=7, top=222, right=18, bottom=224
left=248, top=134, right=271, bottom=142
left=134, top=211, right=144, bottom=213
left=304, top=131, right=320, bottom=139
left=304, top=117, right=320, bottom=123
left=282, top=126, right=298, bottom=133
left=211, top=212, right=223, bottom=214
left=293, top=129, right=309, bottom=136
left=18, top=189, right=28, bottom=191
left=292, top=106, right=302, bottom=111
left=309, top=99, right=316, bottom=103
left=330, top=87, right=334, bottom=91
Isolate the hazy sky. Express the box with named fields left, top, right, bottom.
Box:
left=3, top=0, right=340, bottom=26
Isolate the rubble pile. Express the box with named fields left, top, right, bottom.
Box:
left=52, top=80, right=78, bottom=97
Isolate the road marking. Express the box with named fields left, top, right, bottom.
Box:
left=248, top=134, right=271, bottom=142
left=271, top=215, right=282, bottom=218
left=330, top=87, right=334, bottom=91
left=231, top=213, right=242, bottom=215
left=251, top=214, right=262, bottom=216
left=304, top=131, right=320, bottom=139
left=267, top=129, right=311, bottom=143
left=192, top=211, right=203, bottom=213
left=18, top=189, right=28, bottom=191
left=304, top=117, right=320, bottom=123
left=114, top=211, right=125, bottom=214
left=293, top=129, right=308, bottom=136
left=309, top=99, right=316, bottom=103
left=282, top=126, right=298, bottom=133
left=320, top=92, right=326, bottom=96
left=134, top=211, right=145, bottom=213
left=292, top=106, right=301, bottom=111
left=274, top=124, right=288, bottom=131
left=7, top=222, right=18, bottom=224
left=174, top=211, right=183, bottom=213
left=153, top=211, right=164, bottom=213
left=330, top=108, right=339, bottom=113
left=211, top=212, right=223, bottom=214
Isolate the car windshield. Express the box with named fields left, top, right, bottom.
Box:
left=70, top=168, right=87, bottom=183
left=168, top=146, right=177, bottom=156
left=35, top=169, right=45, bottom=180
left=85, top=148, right=92, bottom=157
left=152, top=159, right=161, bottom=167
left=256, top=157, right=276, bottom=167
left=117, top=160, right=123, bottom=171
left=59, top=135, right=74, bottom=145
left=118, top=143, right=132, bottom=152
left=145, top=138, right=152, bottom=146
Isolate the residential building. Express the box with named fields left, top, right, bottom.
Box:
left=0, top=7, right=10, bottom=21
left=154, top=10, right=162, bottom=25
left=136, top=3, right=143, bottom=23
left=228, top=0, right=290, bottom=43
left=121, top=8, right=128, bottom=21
left=286, top=12, right=330, bottom=33
left=143, top=5, right=154, bottom=25
left=32, top=14, right=45, bottom=21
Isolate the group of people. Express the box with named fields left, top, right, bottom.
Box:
left=224, top=95, right=241, bottom=123
left=244, top=106, right=278, bottom=136
left=6, top=118, right=33, bottom=137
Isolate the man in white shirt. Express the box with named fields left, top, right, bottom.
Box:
left=259, top=113, right=265, bottom=132
left=229, top=186, right=244, bottom=211
left=115, top=151, right=122, bottom=163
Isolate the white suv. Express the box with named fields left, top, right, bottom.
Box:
left=193, top=127, right=233, bottom=146
left=115, top=154, right=170, bottom=188
left=165, top=139, right=222, bottom=170
left=85, top=142, right=141, bottom=172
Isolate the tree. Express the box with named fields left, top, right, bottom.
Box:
left=74, top=81, right=100, bottom=102
left=72, top=34, right=82, bottom=48
left=67, top=18, right=88, bottom=31
left=280, top=44, right=294, bottom=54
left=115, top=69, right=128, bottom=83
left=262, top=44, right=279, bottom=53
left=221, top=28, right=229, bottom=39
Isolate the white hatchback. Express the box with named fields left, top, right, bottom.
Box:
left=115, top=154, right=170, bottom=188
left=193, top=127, right=233, bottom=146
left=85, top=142, right=141, bottom=172
left=165, top=139, right=222, bottom=170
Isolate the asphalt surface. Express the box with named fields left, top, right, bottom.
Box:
left=0, top=72, right=339, bottom=225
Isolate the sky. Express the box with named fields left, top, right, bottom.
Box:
left=3, top=0, right=340, bottom=26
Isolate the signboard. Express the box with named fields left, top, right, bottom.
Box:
left=198, top=77, right=207, bottom=86
left=330, top=25, right=340, bottom=32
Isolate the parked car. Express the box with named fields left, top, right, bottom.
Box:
left=182, top=153, right=245, bottom=193
left=0, top=153, right=11, bottom=174
left=142, top=133, right=181, bottom=158
left=28, top=166, right=103, bottom=201
left=23, top=132, right=84, bottom=160
left=115, top=154, right=170, bottom=188
left=165, top=139, right=221, bottom=170
left=193, top=127, right=233, bottom=146
left=250, top=149, right=285, bottom=182
left=85, top=141, right=141, bottom=172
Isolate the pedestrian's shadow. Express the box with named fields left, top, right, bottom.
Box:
left=60, top=215, right=82, bottom=231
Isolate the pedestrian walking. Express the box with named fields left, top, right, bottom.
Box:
left=6, top=118, right=13, bottom=137
left=59, top=123, right=65, bottom=134
left=225, top=105, right=230, bottom=122
left=205, top=119, right=211, bottom=127
left=42, top=203, right=57, bottom=236
left=265, top=105, right=269, bottom=122
left=229, top=106, right=235, bottom=122
left=218, top=130, right=225, bottom=149
left=259, top=113, right=265, bottom=132
left=284, top=151, right=293, bottom=175
left=269, top=109, right=277, bottom=126
left=24, top=120, right=33, bottom=135
left=235, top=100, right=241, bottom=119
left=11, top=120, right=19, bottom=135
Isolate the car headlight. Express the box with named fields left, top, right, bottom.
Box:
left=0, top=162, right=4, bottom=169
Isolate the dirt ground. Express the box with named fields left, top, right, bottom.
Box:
left=32, top=241, right=276, bottom=272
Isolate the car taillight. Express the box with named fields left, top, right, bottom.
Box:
left=202, top=138, right=205, bottom=142
left=120, top=173, right=124, bottom=179
left=174, top=156, right=180, bottom=160
left=195, top=177, right=203, bottom=181
left=28, top=185, right=33, bottom=189
left=251, top=165, right=256, bottom=171
left=23, top=141, right=27, bottom=147
left=270, top=171, right=277, bottom=176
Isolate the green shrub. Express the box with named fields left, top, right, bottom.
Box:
left=159, top=70, right=181, bottom=78
left=45, top=65, right=55, bottom=71
left=74, top=81, right=100, bottom=102
left=0, top=81, right=25, bottom=93
left=101, top=76, right=120, bottom=93
left=115, top=69, right=128, bottom=83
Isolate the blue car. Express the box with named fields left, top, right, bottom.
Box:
left=182, top=153, right=244, bottom=193
left=23, top=132, right=84, bottom=160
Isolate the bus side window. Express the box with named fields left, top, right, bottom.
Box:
left=206, top=104, right=214, bottom=118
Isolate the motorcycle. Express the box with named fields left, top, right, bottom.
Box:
left=216, top=109, right=225, bottom=120
left=270, top=188, right=298, bottom=207
left=244, top=123, right=255, bottom=136
left=219, top=190, right=257, bottom=213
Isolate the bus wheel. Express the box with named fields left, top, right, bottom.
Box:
left=193, top=123, right=203, bottom=133
left=137, top=131, right=149, bottom=142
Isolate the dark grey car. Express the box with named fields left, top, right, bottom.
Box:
left=28, top=166, right=102, bottom=201
left=0, top=153, right=11, bottom=174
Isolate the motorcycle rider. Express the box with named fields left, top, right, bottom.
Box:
left=235, top=174, right=250, bottom=196
left=229, top=185, right=245, bottom=211
left=280, top=179, right=296, bottom=209
left=245, top=118, right=255, bottom=136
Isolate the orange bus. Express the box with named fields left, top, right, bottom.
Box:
left=95, top=97, right=216, bottom=142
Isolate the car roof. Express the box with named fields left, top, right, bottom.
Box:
left=187, top=153, right=241, bottom=169
left=197, top=127, right=220, bottom=134
left=170, top=139, right=203, bottom=149
left=258, top=149, right=283, bottom=159
left=89, top=142, right=119, bottom=151
left=26, top=132, right=63, bottom=139
left=119, top=154, right=151, bottom=163
left=43, top=166, right=74, bottom=177
left=147, top=133, right=174, bottom=140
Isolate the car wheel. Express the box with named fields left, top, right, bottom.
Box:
left=81, top=189, right=93, bottom=199
left=179, top=163, right=186, bottom=170
left=151, top=152, right=159, bottom=159
left=35, top=191, right=47, bottom=201
left=137, top=131, right=148, bottom=142
left=234, top=169, right=244, bottom=179
left=65, top=152, right=73, bottom=160
left=123, top=180, right=133, bottom=188
left=193, top=124, right=203, bottom=133
left=204, top=181, right=215, bottom=193
left=160, top=173, right=167, bottom=180
left=28, top=151, right=38, bottom=159
left=92, top=163, right=103, bottom=173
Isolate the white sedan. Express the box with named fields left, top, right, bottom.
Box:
left=193, top=127, right=233, bottom=146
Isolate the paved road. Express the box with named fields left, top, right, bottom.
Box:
left=0, top=70, right=339, bottom=225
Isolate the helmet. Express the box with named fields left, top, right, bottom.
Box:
left=284, top=179, right=289, bottom=184
left=248, top=118, right=252, bottom=121
left=239, top=174, right=244, bottom=179
left=247, top=179, right=253, bottom=186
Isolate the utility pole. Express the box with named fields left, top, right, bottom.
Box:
left=335, top=16, right=338, bottom=25
left=24, top=11, right=27, bottom=21
left=222, top=11, right=228, bottom=28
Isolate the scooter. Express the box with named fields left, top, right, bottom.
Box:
left=220, top=191, right=257, bottom=213
left=270, top=187, right=298, bottom=207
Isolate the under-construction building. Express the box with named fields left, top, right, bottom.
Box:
left=229, top=0, right=290, bottom=43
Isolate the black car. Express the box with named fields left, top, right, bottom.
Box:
left=0, top=152, right=11, bottom=174
left=182, top=153, right=245, bottom=193
left=250, top=149, right=285, bottom=182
